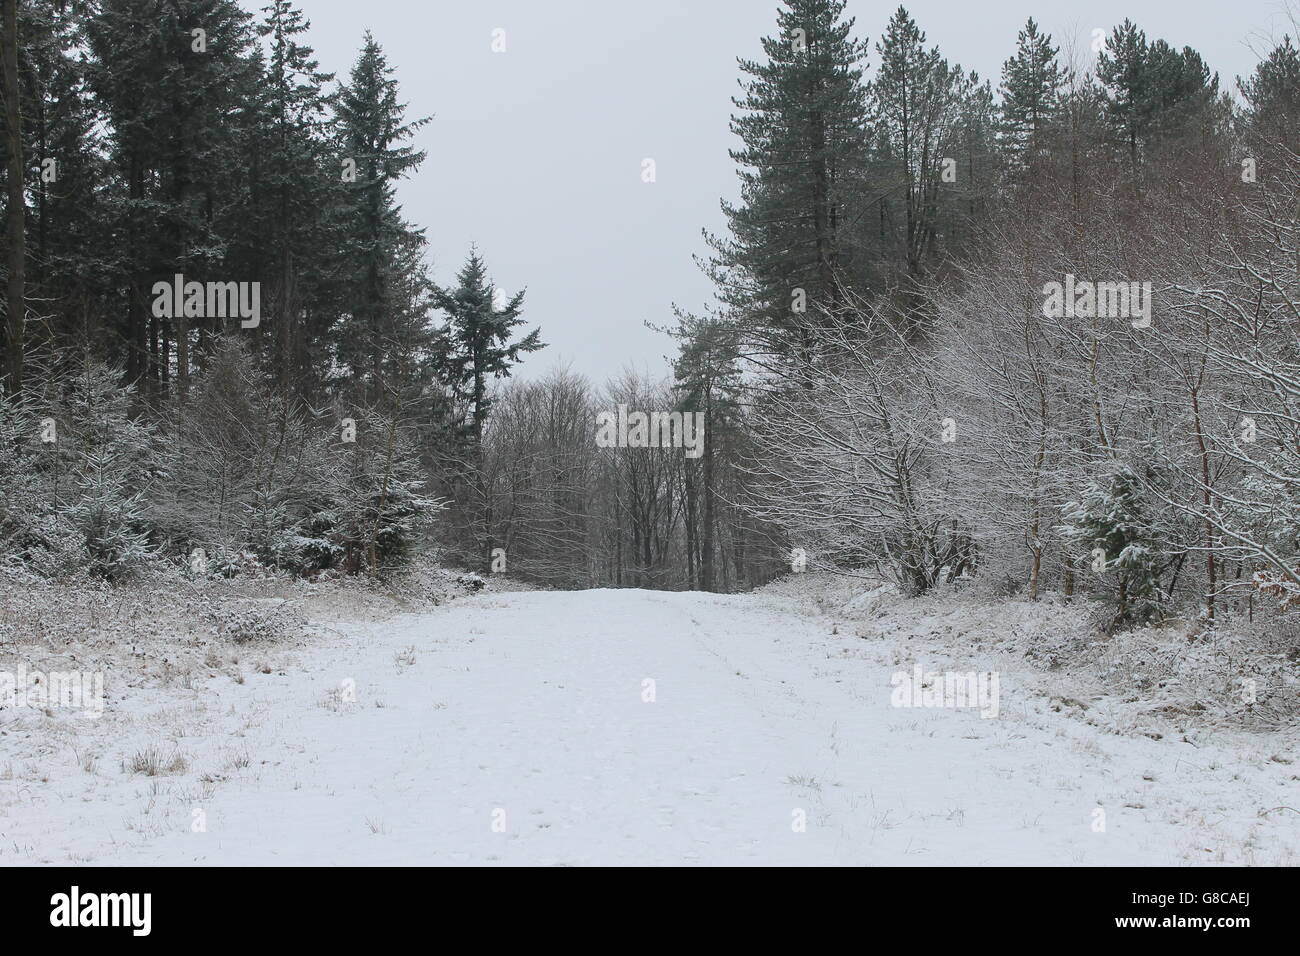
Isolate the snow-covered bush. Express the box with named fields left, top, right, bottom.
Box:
left=456, top=571, right=486, bottom=591
left=1062, top=459, right=1175, bottom=631
left=2, top=345, right=445, bottom=583
left=159, top=341, right=442, bottom=577
left=328, top=408, right=444, bottom=573
left=2, top=361, right=160, bottom=580
left=205, top=599, right=302, bottom=644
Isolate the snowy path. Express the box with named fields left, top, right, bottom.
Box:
left=6, top=588, right=1298, bottom=865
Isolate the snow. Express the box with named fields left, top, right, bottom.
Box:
left=3, top=582, right=1298, bottom=866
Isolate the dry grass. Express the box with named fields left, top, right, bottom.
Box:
left=124, top=746, right=189, bottom=777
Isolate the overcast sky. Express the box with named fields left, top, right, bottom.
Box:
left=254, top=0, right=1298, bottom=385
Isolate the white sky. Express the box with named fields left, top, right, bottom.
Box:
left=257, top=0, right=1299, bottom=385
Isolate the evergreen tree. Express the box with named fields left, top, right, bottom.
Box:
left=8, top=0, right=106, bottom=360
left=334, top=405, right=440, bottom=573
left=1145, top=41, right=1221, bottom=149
left=2, top=0, right=24, bottom=395
left=431, top=248, right=542, bottom=568
left=332, top=31, right=430, bottom=406
left=998, top=18, right=1062, bottom=174
left=0, top=386, right=44, bottom=567
left=1239, top=36, right=1300, bottom=147
left=1097, top=19, right=1151, bottom=165
left=1062, top=459, right=1170, bottom=630
left=948, top=71, right=997, bottom=248
left=869, top=6, right=964, bottom=283
left=249, top=0, right=335, bottom=398
left=1097, top=22, right=1221, bottom=166
left=705, top=0, right=870, bottom=359
left=433, top=248, right=543, bottom=448
left=85, top=0, right=258, bottom=400
left=40, top=361, right=161, bottom=579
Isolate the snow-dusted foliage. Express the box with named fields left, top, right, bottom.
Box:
left=1061, top=458, right=1177, bottom=630
left=743, top=303, right=970, bottom=595
left=1, top=362, right=159, bottom=579
left=739, top=135, right=1300, bottom=637
left=1, top=345, right=443, bottom=581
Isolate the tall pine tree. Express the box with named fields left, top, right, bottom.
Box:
left=332, top=31, right=429, bottom=407
left=705, top=0, right=870, bottom=361
left=998, top=18, right=1062, bottom=175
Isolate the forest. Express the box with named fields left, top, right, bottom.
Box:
left=1, top=0, right=1298, bottom=639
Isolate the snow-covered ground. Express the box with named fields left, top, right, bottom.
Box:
left=3, top=583, right=1298, bottom=865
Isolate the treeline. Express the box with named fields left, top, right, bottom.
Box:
left=475, top=1, right=1300, bottom=627
left=5, top=0, right=1300, bottom=623
left=0, top=0, right=542, bottom=579
left=720, top=1, right=1300, bottom=628
left=472, top=362, right=777, bottom=591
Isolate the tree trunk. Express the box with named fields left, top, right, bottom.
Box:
left=3, top=0, right=24, bottom=396
left=701, top=439, right=715, bottom=592
left=1190, top=385, right=1217, bottom=627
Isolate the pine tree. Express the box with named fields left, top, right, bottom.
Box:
left=948, top=71, right=997, bottom=248
left=433, top=248, right=543, bottom=448
left=1145, top=41, right=1221, bottom=150
left=19, top=0, right=109, bottom=357
left=1239, top=36, right=1300, bottom=147
left=41, top=361, right=161, bottom=579
left=161, top=0, right=258, bottom=395
left=249, top=0, right=335, bottom=398
left=869, top=6, right=964, bottom=283
left=998, top=18, right=1062, bottom=174
left=705, top=0, right=870, bottom=359
left=432, top=248, right=542, bottom=568
left=1097, top=19, right=1151, bottom=166
left=1062, top=459, right=1169, bottom=630
left=332, top=31, right=429, bottom=406
left=0, top=386, right=43, bottom=566
left=1095, top=22, right=1221, bottom=164
left=85, top=0, right=258, bottom=400
left=334, top=405, right=440, bottom=574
